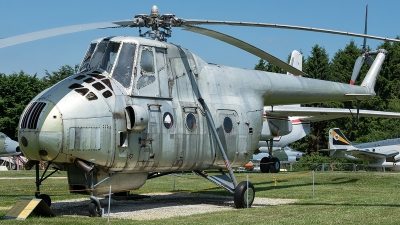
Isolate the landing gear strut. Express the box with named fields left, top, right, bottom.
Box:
left=194, top=170, right=255, bottom=208
left=260, top=139, right=281, bottom=173
left=187, top=65, right=255, bottom=208
left=34, top=161, right=59, bottom=207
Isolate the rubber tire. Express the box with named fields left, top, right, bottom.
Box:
left=88, top=200, right=101, bottom=217
left=260, top=157, right=270, bottom=173
left=234, top=181, right=255, bottom=208
left=269, top=157, right=281, bottom=173
left=38, top=194, right=51, bottom=207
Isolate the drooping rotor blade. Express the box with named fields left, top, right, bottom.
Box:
left=182, top=25, right=307, bottom=76
left=181, top=19, right=400, bottom=43
left=350, top=56, right=365, bottom=85
left=0, top=22, right=123, bottom=49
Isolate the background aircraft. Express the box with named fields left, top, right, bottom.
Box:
left=0, top=132, right=20, bottom=157
left=242, top=146, right=304, bottom=171
left=254, top=146, right=305, bottom=164
left=320, top=128, right=400, bottom=171
left=0, top=132, right=25, bottom=170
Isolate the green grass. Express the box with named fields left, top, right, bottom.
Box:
left=0, top=170, right=400, bottom=224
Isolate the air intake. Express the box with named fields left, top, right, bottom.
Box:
left=20, top=102, right=47, bottom=129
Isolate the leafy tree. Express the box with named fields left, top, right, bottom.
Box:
left=42, top=64, right=79, bottom=87
left=254, top=59, right=267, bottom=71
left=0, top=64, right=79, bottom=139
left=303, top=44, right=330, bottom=80
left=0, top=71, right=46, bottom=138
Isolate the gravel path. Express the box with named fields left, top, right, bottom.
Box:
left=51, top=192, right=297, bottom=220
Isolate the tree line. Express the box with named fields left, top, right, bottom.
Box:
left=255, top=40, right=400, bottom=153
left=0, top=65, right=79, bottom=139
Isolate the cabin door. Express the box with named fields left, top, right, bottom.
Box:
left=216, top=110, right=239, bottom=165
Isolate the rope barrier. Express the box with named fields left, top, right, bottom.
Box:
left=0, top=171, right=314, bottom=196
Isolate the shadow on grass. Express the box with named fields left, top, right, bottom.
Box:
left=253, top=178, right=358, bottom=192
left=291, top=202, right=400, bottom=207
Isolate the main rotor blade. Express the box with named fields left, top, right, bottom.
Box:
left=0, top=22, right=121, bottom=49
left=182, top=19, right=400, bottom=43
left=182, top=25, right=307, bottom=76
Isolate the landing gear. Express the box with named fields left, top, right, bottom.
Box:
left=88, top=200, right=102, bottom=217
left=37, top=194, right=51, bottom=207
left=194, top=170, right=256, bottom=208
left=33, top=161, right=59, bottom=207
left=260, top=157, right=270, bottom=173
left=262, top=139, right=281, bottom=173
left=234, top=181, right=255, bottom=208
left=269, top=157, right=281, bottom=173
left=188, top=71, right=255, bottom=208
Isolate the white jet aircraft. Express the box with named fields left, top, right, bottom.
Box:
left=320, top=128, right=400, bottom=171
left=0, top=132, right=20, bottom=157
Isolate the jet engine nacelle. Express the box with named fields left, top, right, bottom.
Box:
left=260, top=117, right=292, bottom=141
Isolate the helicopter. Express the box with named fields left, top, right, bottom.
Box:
left=2, top=5, right=400, bottom=217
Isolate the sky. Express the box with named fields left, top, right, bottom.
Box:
left=0, top=0, right=399, bottom=78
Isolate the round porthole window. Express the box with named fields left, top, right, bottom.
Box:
left=223, top=117, right=233, bottom=133
left=163, top=112, right=174, bottom=129
left=186, top=113, right=197, bottom=131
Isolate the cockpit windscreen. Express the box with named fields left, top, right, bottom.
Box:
left=111, top=43, right=136, bottom=88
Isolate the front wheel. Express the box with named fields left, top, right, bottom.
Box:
left=38, top=194, right=51, bottom=207
left=234, top=181, right=255, bottom=208
left=89, top=200, right=101, bottom=217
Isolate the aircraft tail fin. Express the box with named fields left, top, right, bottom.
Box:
left=286, top=50, right=302, bottom=76
left=328, top=128, right=353, bottom=149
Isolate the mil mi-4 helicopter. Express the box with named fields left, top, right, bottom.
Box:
left=2, top=5, right=400, bottom=216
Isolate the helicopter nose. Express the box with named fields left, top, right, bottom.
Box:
left=19, top=101, right=62, bottom=161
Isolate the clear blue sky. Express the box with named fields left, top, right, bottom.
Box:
left=1, top=0, right=399, bottom=77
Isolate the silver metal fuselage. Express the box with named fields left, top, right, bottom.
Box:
left=17, top=36, right=383, bottom=193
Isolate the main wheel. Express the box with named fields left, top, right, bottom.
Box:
left=269, top=157, right=281, bottom=173
left=234, top=181, right=255, bottom=208
left=260, top=157, right=270, bottom=173
left=38, top=194, right=51, bottom=207
left=88, top=200, right=101, bottom=217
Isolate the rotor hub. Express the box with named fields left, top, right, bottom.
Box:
left=129, top=5, right=181, bottom=41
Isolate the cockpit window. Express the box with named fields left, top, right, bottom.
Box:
left=112, top=43, right=136, bottom=88
left=140, top=47, right=154, bottom=73
left=99, top=42, right=121, bottom=72
left=79, top=43, right=97, bottom=72
left=89, top=42, right=107, bottom=69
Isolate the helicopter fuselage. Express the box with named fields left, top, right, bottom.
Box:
left=17, top=36, right=384, bottom=194
left=18, top=36, right=267, bottom=193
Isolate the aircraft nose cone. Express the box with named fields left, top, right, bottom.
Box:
left=19, top=101, right=62, bottom=161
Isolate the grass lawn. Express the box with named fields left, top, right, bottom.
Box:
left=0, top=170, right=399, bottom=224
